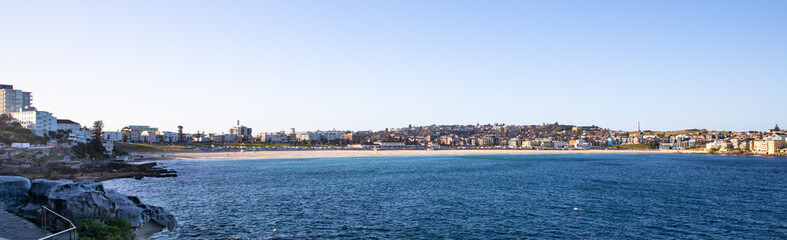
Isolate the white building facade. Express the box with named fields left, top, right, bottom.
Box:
left=10, top=110, right=56, bottom=136
left=102, top=131, right=123, bottom=142
left=57, top=119, right=81, bottom=132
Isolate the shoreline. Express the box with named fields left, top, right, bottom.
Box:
left=137, top=149, right=691, bottom=161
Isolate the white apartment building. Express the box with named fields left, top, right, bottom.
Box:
left=508, top=138, right=520, bottom=148
left=295, top=131, right=346, bottom=142
left=260, top=132, right=290, bottom=143
left=140, top=130, right=159, bottom=143
left=102, top=131, right=123, bottom=142
left=752, top=135, right=786, bottom=154
left=57, top=119, right=82, bottom=132
left=0, top=85, right=32, bottom=114
left=574, top=139, right=592, bottom=149
left=10, top=110, right=56, bottom=136
left=161, top=131, right=179, bottom=143
left=68, top=129, right=92, bottom=143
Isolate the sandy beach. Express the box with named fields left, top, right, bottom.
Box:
left=138, top=149, right=683, bottom=161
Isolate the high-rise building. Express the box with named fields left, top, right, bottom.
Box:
left=0, top=84, right=33, bottom=114
left=230, top=121, right=252, bottom=140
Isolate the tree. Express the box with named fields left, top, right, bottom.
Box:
left=177, top=125, right=184, bottom=143
left=774, top=124, right=781, bottom=132
left=0, top=114, right=12, bottom=123
left=71, top=138, right=108, bottom=160
left=92, top=121, right=104, bottom=140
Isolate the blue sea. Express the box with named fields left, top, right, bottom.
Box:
left=104, top=154, right=787, bottom=239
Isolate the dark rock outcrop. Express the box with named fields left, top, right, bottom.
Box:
left=46, top=181, right=178, bottom=231
left=30, top=179, right=73, bottom=203
left=19, top=178, right=75, bottom=219
left=0, top=176, right=31, bottom=211
left=0, top=157, right=177, bottom=182
left=0, top=176, right=178, bottom=234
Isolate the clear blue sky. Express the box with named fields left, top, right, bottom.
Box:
left=1, top=1, right=785, bottom=133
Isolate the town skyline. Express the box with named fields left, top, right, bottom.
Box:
left=3, top=1, right=786, bottom=132
left=0, top=80, right=787, bottom=134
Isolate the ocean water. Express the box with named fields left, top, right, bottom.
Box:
left=104, top=154, right=787, bottom=239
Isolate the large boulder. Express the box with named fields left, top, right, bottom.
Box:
left=30, top=179, right=73, bottom=203
left=20, top=179, right=74, bottom=219
left=107, top=191, right=178, bottom=231
left=0, top=176, right=31, bottom=211
left=47, top=181, right=114, bottom=225
left=46, top=181, right=178, bottom=231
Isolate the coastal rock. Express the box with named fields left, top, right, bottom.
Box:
left=30, top=179, right=73, bottom=203
left=107, top=191, right=178, bottom=231
left=47, top=181, right=114, bottom=224
left=0, top=176, right=31, bottom=211
left=46, top=181, right=178, bottom=231
left=19, top=179, right=73, bottom=219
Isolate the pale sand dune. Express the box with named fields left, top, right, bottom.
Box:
left=139, top=149, right=682, bottom=161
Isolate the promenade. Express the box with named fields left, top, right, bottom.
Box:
left=0, top=210, right=49, bottom=240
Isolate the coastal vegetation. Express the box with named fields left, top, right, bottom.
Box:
left=71, top=139, right=108, bottom=160
left=0, top=114, right=46, bottom=145
left=77, top=218, right=133, bottom=240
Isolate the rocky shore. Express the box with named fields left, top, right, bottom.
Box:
left=0, top=154, right=177, bottom=182
left=0, top=176, right=178, bottom=239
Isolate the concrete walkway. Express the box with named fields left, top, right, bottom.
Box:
left=0, top=210, right=50, bottom=240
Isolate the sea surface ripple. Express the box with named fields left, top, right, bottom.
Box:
left=104, top=154, right=787, bottom=239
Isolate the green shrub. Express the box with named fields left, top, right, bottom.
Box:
left=71, top=139, right=108, bottom=160
left=77, top=218, right=133, bottom=240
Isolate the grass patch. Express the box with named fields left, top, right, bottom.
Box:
left=114, top=143, right=196, bottom=152
left=653, top=129, right=706, bottom=136
left=0, top=130, right=47, bottom=145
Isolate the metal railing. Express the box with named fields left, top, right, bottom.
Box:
left=38, top=206, right=77, bottom=240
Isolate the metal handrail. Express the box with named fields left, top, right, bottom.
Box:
left=38, top=206, right=77, bottom=240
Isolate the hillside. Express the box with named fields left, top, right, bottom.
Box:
left=0, top=114, right=46, bottom=145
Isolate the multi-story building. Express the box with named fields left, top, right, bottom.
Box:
left=121, top=125, right=158, bottom=142
left=160, top=131, right=179, bottom=143
left=140, top=130, right=159, bottom=143
left=0, top=84, right=33, bottom=114
left=56, top=119, right=82, bottom=132
left=10, top=110, right=56, bottom=136
left=102, top=131, right=123, bottom=142
left=223, top=134, right=236, bottom=142
left=68, top=129, right=92, bottom=143
left=295, top=131, right=346, bottom=142
left=752, top=136, right=786, bottom=154
left=206, top=133, right=235, bottom=143
left=574, top=139, right=592, bottom=149
left=259, top=131, right=290, bottom=143
left=507, top=138, right=520, bottom=148
left=230, top=121, right=252, bottom=140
